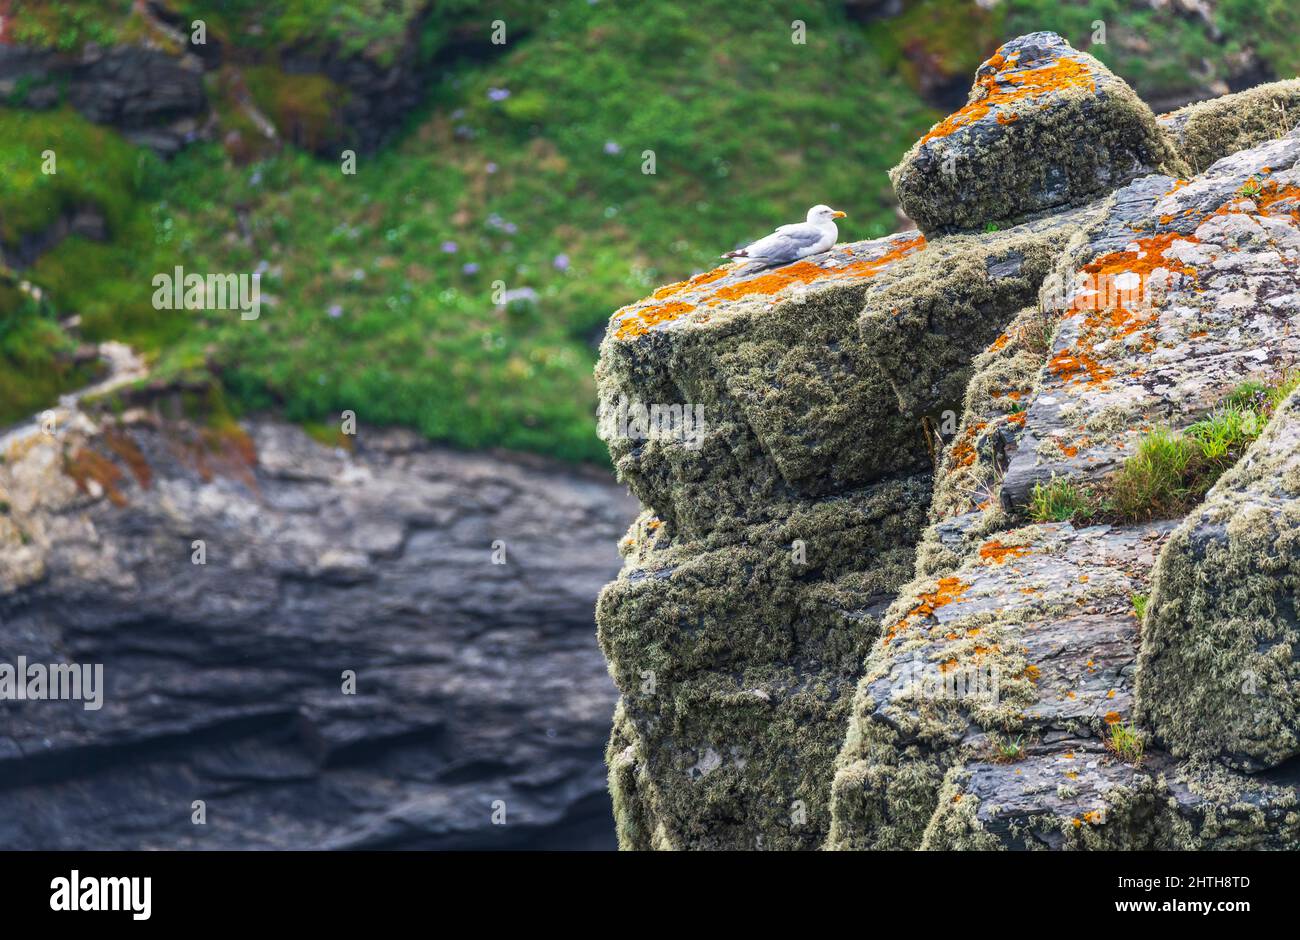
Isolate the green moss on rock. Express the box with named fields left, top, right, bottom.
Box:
left=859, top=205, right=1092, bottom=423
left=912, top=303, right=1058, bottom=578
left=597, top=474, right=931, bottom=849
left=606, top=699, right=656, bottom=851
left=1159, top=79, right=1300, bottom=175
left=1137, top=387, right=1300, bottom=771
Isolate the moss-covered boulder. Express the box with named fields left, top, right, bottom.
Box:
left=1159, top=78, right=1300, bottom=175
left=598, top=478, right=930, bottom=849
left=597, top=213, right=1094, bottom=542
left=890, top=32, right=1183, bottom=235
left=596, top=233, right=931, bottom=541
left=1137, top=388, right=1300, bottom=771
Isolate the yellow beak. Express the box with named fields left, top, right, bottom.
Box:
left=832, top=210, right=847, bottom=219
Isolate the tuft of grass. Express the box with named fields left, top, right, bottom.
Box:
left=1131, top=593, right=1148, bottom=622
left=1186, top=404, right=1261, bottom=461
left=991, top=734, right=1026, bottom=763
left=1106, top=722, right=1145, bottom=764
left=1029, top=475, right=1091, bottom=523
left=1265, top=371, right=1300, bottom=408
left=1108, top=428, right=1200, bottom=522
left=1023, top=374, right=1298, bottom=526
left=1115, top=373, right=1300, bottom=519
left=1014, top=309, right=1057, bottom=358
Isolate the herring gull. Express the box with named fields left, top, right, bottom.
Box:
left=722, top=204, right=846, bottom=267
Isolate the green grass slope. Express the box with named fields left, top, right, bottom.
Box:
left=1, top=0, right=1296, bottom=463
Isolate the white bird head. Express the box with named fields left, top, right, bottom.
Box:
left=807, top=204, right=847, bottom=224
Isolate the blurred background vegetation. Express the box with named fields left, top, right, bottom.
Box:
left=1, top=0, right=1297, bottom=463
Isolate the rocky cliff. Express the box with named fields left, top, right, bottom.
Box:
left=0, top=390, right=636, bottom=849
left=596, top=32, right=1300, bottom=850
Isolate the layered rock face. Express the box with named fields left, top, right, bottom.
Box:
left=831, top=99, right=1300, bottom=851
left=599, top=32, right=1300, bottom=850
left=0, top=408, right=635, bottom=849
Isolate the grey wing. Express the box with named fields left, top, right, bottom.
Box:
left=745, top=223, right=824, bottom=262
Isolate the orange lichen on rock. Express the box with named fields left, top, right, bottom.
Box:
left=611, top=234, right=927, bottom=340
left=1077, top=232, right=1199, bottom=306
left=1041, top=230, right=1204, bottom=393
left=710, top=233, right=926, bottom=303
left=1092, top=305, right=1159, bottom=342
left=885, top=577, right=970, bottom=644
left=919, top=53, right=1096, bottom=146
left=979, top=538, right=1032, bottom=564
left=1255, top=180, right=1300, bottom=220
left=709, top=259, right=839, bottom=302
left=613, top=300, right=696, bottom=339
left=647, top=265, right=731, bottom=301
left=1048, top=348, right=1115, bottom=387
left=947, top=421, right=986, bottom=469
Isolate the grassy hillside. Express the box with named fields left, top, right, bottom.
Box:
left=2, top=0, right=1297, bottom=463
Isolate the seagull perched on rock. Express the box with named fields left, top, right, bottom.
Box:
left=722, top=204, right=846, bottom=268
